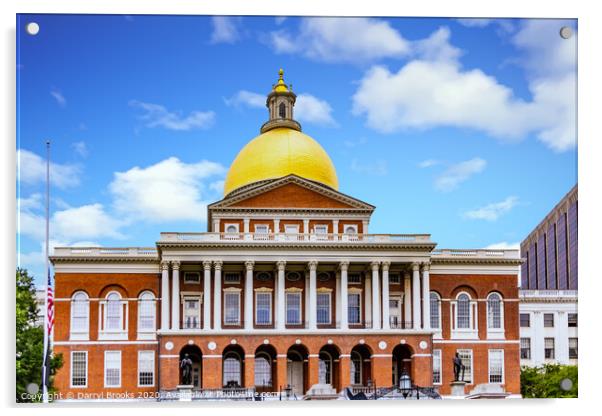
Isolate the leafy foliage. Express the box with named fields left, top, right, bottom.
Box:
left=520, top=364, right=578, bottom=398
left=16, top=268, right=63, bottom=403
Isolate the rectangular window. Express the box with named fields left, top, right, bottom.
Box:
left=255, top=292, right=272, bottom=325
left=71, top=300, right=89, bottom=334
left=520, top=313, right=530, bottom=327
left=138, top=297, right=155, bottom=331
left=138, top=351, right=155, bottom=387
left=224, top=272, right=240, bottom=284
left=285, top=224, right=299, bottom=234
left=389, top=297, right=401, bottom=327
left=183, top=297, right=200, bottom=329
left=544, top=313, right=555, bottom=327
left=314, top=225, right=328, bottom=234
left=104, top=351, right=121, bottom=387
left=544, top=338, right=555, bottom=359
left=348, top=273, right=361, bottom=284
left=255, top=224, right=269, bottom=233
left=348, top=293, right=361, bottom=324
left=488, top=350, right=504, bottom=383
left=224, top=292, right=240, bottom=325
left=520, top=338, right=531, bottom=359
left=569, top=338, right=578, bottom=359
left=457, top=350, right=473, bottom=384
left=184, top=272, right=200, bottom=284
left=317, top=292, right=331, bottom=324
left=71, top=351, right=87, bottom=387
left=568, top=313, right=578, bottom=327
left=389, top=274, right=401, bottom=284
left=432, top=349, right=442, bottom=385
left=286, top=292, right=302, bottom=324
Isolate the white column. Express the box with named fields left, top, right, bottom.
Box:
left=274, top=219, right=281, bottom=237
left=557, top=311, right=569, bottom=364
left=276, top=261, right=286, bottom=330
left=404, top=271, right=412, bottom=328
left=340, top=261, right=349, bottom=330
left=203, top=261, right=212, bottom=330
left=171, top=261, right=180, bottom=330
left=213, top=219, right=220, bottom=233
left=362, top=220, right=369, bottom=234
left=303, top=219, right=310, bottom=234
left=160, top=261, right=170, bottom=331
left=412, top=262, right=421, bottom=329
left=213, top=261, right=223, bottom=330
left=243, top=218, right=250, bottom=233
left=381, top=262, right=390, bottom=330
left=422, top=263, right=431, bottom=330
left=332, top=219, right=339, bottom=235
left=371, top=262, right=381, bottom=330
left=335, top=270, right=341, bottom=327
left=308, top=261, right=318, bottom=330
left=244, top=261, right=254, bottom=330
left=532, top=312, right=543, bottom=365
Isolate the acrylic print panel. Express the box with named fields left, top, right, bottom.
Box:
left=16, top=14, right=577, bottom=403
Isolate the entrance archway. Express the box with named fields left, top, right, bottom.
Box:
left=287, top=344, right=308, bottom=396
left=392, top=344, right=413, bottom=387
left=318, top=344, right=341, bottom=390
left=222, top=344, right=245, bottom=387
left=179, top=344, right=202, bottom=389
left=254, top=344, right=277, bottom=392
left=350, top=344, right=372, bottom=386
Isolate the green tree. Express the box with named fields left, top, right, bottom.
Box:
left=16, top=268, right=63, bottom=403
left=521, top=364, right=578, bottom=398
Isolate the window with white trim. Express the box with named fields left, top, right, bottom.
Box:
left=184, top=272, right=200, bottom=284
left=432, top=349, right=442, bottom=384
left=389, top=274, right=401, bottom=284
left=224, top=291, right=240, bottom=325
left=137, top=291, right=155, bottom=333
left=254, top=224, right=269, bottom=233
left=225, top=223, right=239, bottom=233
left=457, top=349, right=473, bottom=383
left=255, top=292, right=272, bottom=325
left=100, top=291, right=127, bottom=340
left=544, top=338, right=555, bottom=359
left=487, top=293, right=503, bottom=329
left=569, top=338, right=578, bottom=359
left=520, top=313, right=530, bottom=327
left=71, top=351, right=87, bottom=387
left=70, top=292, right=89, bottom=339
left=183, top=297, right=201, bottom=329
left=430, top=292, right=441, bottom=330
left=348, top=292, right=361, bottom=324
left=314, top=225, right=328, bottom=234
left=348, top=273, right=361, bottom=284
left=544, top=313, right=555, bottom=327
left=317, top=292, right=331, bottom=324
left=520, top=338, right=531, bottom=359
left=284, top=224, right=299, bottom=234
left=224, top=272, right=240, bottom=284
left=344, top=225, right=358, bottom=234
left=138, top=351, right=155, bottom=387
left=457, top=293, right=471, bottom=329
left=350, top=351, right=362, bottom=385
left=286, top=292, right=302, bottom=324
left=223, top=352, right=242, bottom=387
left=568, top=313, right=578, bottom=327
left=488, top=349, right=504, bottom=383
left=254, top=353, right=272, bottom=387
left=104, top=351, right=121, bottom=387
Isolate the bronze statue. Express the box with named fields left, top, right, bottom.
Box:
left=180, top=353, right=193, bottom=385
left=453, top=352, right=465, bottom=382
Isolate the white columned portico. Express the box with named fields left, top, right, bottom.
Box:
left=203, top=261, right=212, bottom=330
left=171, top=261, right=180, bottom=330
left=421, top=263, right=431, bottom=330
left=371, top=261, right=381, bottom=330
left=404, top=271, right=412, bottom=328
left=213, top=261, right=223, bottom=330
left=381, top=262, right=390, bottom=330
left=308, top=261, right=318, bottom=330
left=276, top=261, right=286, bottom=330
left=244, top=261, right=254, bottom=330
left=412, top=262, right=421, bottom=329
left=339, top=261, right=349, bottom=330
left=160, top=261, right=170, bottom=330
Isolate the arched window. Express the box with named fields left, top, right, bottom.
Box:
left=457, top=293, right=471, bottom=329
left=106, top=292, right=123, bottom=331
left=350, top=351, right=362, bottom=385
left=137, top=291, right=156, bottom=336
left=279, top=102, right=286, bottom=118
left=430, top=292, right=441, bottom=330
left=226, top=225, right=238, bottom=233
left=487, top=293, right=503, bottom=330
left=70, top=291, right=89, bottom=339
left=319, top=351, right=333, bottom=385
left=254, top=353, right=272, bottom=387
left=223, top=352, right=242, bottom=387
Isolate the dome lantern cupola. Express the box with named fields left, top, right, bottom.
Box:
left=260, top=69, right=302, bottom=134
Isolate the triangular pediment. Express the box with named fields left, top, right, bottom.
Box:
left=209, top=175, right=375, bottom=211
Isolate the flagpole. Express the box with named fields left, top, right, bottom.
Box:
left=42, top=140, right=50, bottom=403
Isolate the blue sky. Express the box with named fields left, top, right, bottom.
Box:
left=16, top=15, right=577, bottom=285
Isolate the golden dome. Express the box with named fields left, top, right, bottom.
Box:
left=273, top=68, right=289, bottom=92
left=223, top=127, right=339, bottom=196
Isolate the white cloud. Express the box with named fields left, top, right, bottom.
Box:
left=130, top=100, right=215, bottom=131
left=109, top=157, right=226, bottom=223
left=295, top=94, right=337, bottom=126
left=456, top=18, right=492, bottom=28
left=485, top=241, right=520, bottom=250
left=52, top=204, right=124, bottom=240
left=72, top=141, right=89, bottom=158
left=224, top=90, right=265, bottom=108
left=275, top=17, right=287, bottom=25
left=418, top=159, right=439, bottom=168
left=435, top=158, right=486, bottom=192
left=269, top=17, right=411, bottom=63
left=414, top=27, right=462, bottom=62
left=50, top=89, right=66, bottom=106
left=463, top=196, right=519, bottom=221
left=350, top=158, right=388, bottom=176
left=17, top=149, right=81, bottom=189
left=18, top=193, right=43, bottom=211
left=210, top=16, right=242, bottom=44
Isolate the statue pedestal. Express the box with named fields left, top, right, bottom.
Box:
left=450, top=381, right=467, bottom=397
left=177, top=385, right=194, bottom=401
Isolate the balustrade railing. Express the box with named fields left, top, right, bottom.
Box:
left=160, top=232, right=432, bottom=244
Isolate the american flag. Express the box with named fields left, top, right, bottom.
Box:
left=46, top=268, right=54, bottom=335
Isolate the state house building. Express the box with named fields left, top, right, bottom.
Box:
left=50, top=71, right=522, bottom=400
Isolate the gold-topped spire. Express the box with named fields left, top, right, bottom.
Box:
left=273, top=68, right=289, bottom=92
